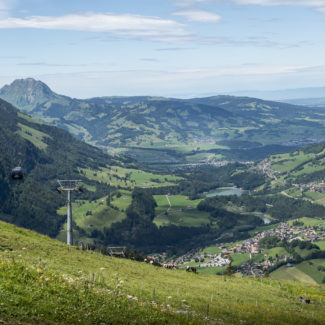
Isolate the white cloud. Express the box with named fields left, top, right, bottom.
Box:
left=172, top=9, right=221, bottom=22
left=0, top=12, right=192, bottom=42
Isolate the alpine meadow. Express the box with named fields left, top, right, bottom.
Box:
left=1, top=0, right=325, bottom=324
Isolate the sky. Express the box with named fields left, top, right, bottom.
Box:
left=0, top=0, right=325, bottom=98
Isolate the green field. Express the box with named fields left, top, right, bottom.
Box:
left=17, top=122, right=51, bottom=150
left=154, top=195, right=210, bottom=227
left=110, top=190, right=132, bottom=210
left=270, top=152, right=315, bottom=173
left=57, top=197, right=127, bottom=242
left=316, top=241, right=325, bottom=250
left=80, top=166, right=182, bottom=189
left=288, top=217, right=324, bottom=227
left=271, top=265, right=318, bottom=284
left=1, top=220, right=325, bottom=324
left=231, top=253, right=251, bottom=267
left=271, top=259, right=325, bottom=285
left=204, top=246, right=222, bottom=255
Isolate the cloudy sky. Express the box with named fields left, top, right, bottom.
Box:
left=0, top=0, right=324, bottom=98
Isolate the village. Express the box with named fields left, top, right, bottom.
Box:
left=168, top=220, right=325, bottom=277
left=293, top=181, right=325, bottom=193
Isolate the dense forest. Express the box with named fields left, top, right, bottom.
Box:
left=198, top=194, right=325, bottom=222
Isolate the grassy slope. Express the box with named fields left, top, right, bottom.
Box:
left=1, top=220, right=325, bottom=324
left=264, top=146, right=325, bottom=203
left=271, top=260, right=325, bottom=285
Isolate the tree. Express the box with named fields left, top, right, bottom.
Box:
left=225, top=262, right=233, bottom=276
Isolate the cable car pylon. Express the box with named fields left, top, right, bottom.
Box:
left=56, top=180, right=83, bottom=246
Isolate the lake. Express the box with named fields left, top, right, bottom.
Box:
left=205, top=187, right=245, bottom=198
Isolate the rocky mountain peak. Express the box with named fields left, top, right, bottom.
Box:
left=0, top=78, right=55, bottom=111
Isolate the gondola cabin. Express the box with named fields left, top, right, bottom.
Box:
left=10, top=167, right=24, bottom=180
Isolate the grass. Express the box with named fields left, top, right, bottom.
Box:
left=56, top=197, right=127, bottom=243
left=304, top=191, right=325, bottom=203
left=263, top=247, right=288, bottom=258
left=296, top=261, right=325, bottom=284
left=230, top=253, right=251, bottom=267
left=248, top=223, right=279, bottom=236
left=1, top=220, right=325, bottom=324
left=204, top=246, right=222, bottom=255
left=271, top=259, right=325, bottom=285
left=316, top=241, right=325, bottom=250
left=271, top=266, right=317, bottom=285
left=80, top=166, right=182, bottom=189
left=110, top=190, right=132, bottom=210
left=57, top=198, right=126, bottom=229
left=270, top=152, right=315, bottom=173
left=153, top=195, right=210, bottom=227
left=288, top=217, right=324, bottom=227
left=16, top=122, right=51, bottom=150
left=197, top=266, right=226, bottom=275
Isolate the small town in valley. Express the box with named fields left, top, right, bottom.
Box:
left=164, top=220, right=325, bottom=277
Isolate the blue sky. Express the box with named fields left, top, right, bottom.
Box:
left=0, top=0, right=325, bottom=98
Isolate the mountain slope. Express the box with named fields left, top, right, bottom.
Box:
left=1, top=219, right=324, bottom=324
left=1, top=78, right=324, bottom=163
left=0, top=98, right=127, bottom=237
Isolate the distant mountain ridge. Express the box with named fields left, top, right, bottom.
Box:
left=284, top=97, right=325, bottom=108
left=1, top=78, right=324, bottom=162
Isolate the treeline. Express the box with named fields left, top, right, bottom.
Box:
left=197, top=197, right=264, bottom=231
left=198, top=193, right=325, bottom=222
left=148, top=165, right=264, bottom=198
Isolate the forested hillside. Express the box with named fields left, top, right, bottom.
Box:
left=0, top=98, right=127, bottom=237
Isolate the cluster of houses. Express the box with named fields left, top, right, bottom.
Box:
left=293, top=181, right=325, bottom=193
left=169, top=220, right=325, bottom=277
left=198, top=255, right=231, bottom=268
left=222, top=221, right=325, bottom=256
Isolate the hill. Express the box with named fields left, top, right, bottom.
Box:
left=254, top=141, right=325, bottom=204
left=0, top=98, right=178, bottom=239
left=1, top=78, right=324, bottom=164
left=0, top=219, right=324, bottom=324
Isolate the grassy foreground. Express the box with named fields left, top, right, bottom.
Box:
left=0, top=221, right=325, bottom=324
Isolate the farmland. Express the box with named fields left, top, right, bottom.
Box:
left=153, top=195, right=210, bottom=227
left=271, top=259, right=325, bottom=285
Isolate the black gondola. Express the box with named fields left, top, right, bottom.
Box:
left=10, top=166, right=24, bottom=180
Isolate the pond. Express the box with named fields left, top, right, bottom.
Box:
left=205, top=187, right=245, bottom=198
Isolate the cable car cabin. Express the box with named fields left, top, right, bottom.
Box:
left=10, top=167, right=24, bottom=180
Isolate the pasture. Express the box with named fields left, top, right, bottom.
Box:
left=271, top=259, right=325, bottom=285
left=80, top=166, right=182, bottom=188
left=57, top=197, right=127, bottom=239
left=288, top=217, right=324, bottom=227
left=1, top=221, right=325, bottom=324
left=154, top=195, right=210, bottom=227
